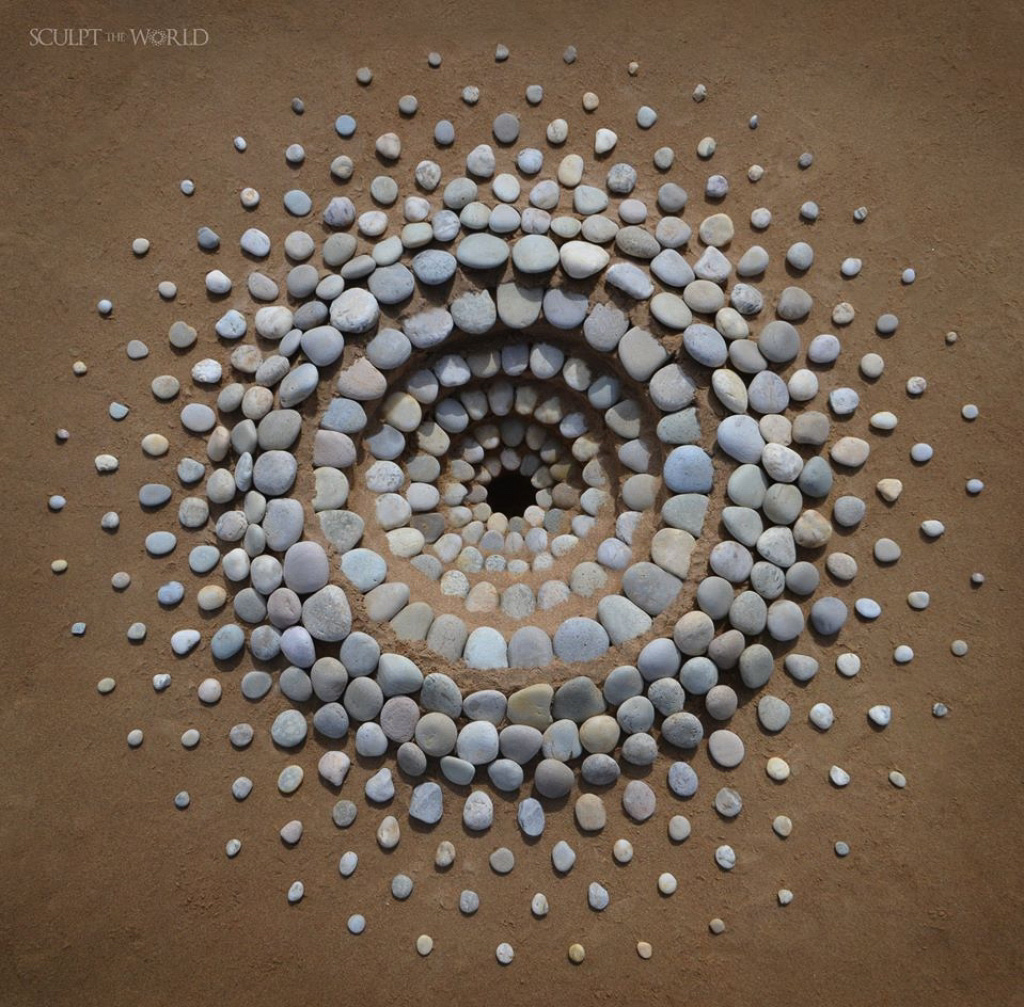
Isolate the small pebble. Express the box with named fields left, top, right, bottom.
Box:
left=97, top=677, right=116, bottom=694
left=933, top=702, right=949, bottom=718
left=127, top=729, right=143, bottom=748
left=226, top=839, right=241, bottom=857
left=910, top=443, right=933, bottom=463
left=287, top=882, right=304, bottom=904
left=180, top=180, right=195, bottom=196
left=291, top=98, right=304, bottom=114
left=778, top=889, right=794, bottom=906
left=971, top=572, right=985, bottom=585
left=962, top=404, right=979, bottom=420
left=854, top=206, right=868, bottom=221
left=894, top=645, right=914, bottom=663
left=416, top=935, right=433, bottom=956
left=568, top=943, right=585, bottom=964
left=810, top=703, right=834, bottom=729
left=798, top=151, right=814, bottom=168
left=773, top=816, right=792, bottom=838
left=612, top=839, right=633, bottom=864
left=496, top=943, right=515, bottom=965
left=951, top=639, right=969, bottom=656
left=356, top=67, right=372, bottom=85
left=348, top=914, right=366, bottom=934
left=709, top=918, right=726, bottom=935
left=132, top=238, right=149, bottom=255
left=889, top=770, right=907, bottom=789
left=637, top=941, right=653, bottom=959
left=830, top=765, right=851, bottom=787
left=657, top=873, right=678, bottom=895
left=174, top=791, right=190, bottom=809
left=902, top=268, right=916, bottom=284
left=835, top=841, right=850, bottom=857
left=181, top=729, right=200, bottom=749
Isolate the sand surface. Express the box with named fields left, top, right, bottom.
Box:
left=1, top=0, right=1023, bottom=1004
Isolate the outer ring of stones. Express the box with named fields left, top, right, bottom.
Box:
left=308, top=325, right=710, bottom=675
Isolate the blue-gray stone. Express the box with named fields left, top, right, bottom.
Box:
left=139, top=483, right=172, bottom=508
left=189, top=545, right=220, bottom=574
left=313, top=702, right=350, bottom=738
left=517, top=797, right=545, bottom=837
left=663, top=446, right=713, bottom=493
left=241, top=670, right=272, bottom=700
left=335, top=114, right=356, bottom=137
left=271, top=709, right=308, bottom=748
left=284, top=189, right=312, bottom=216
left=216, top=309, right=247, bottom=339
left=157, top=581, right=184, bottom=606
left=412, top=250, right=458, bottom=285
left=177, top=458, right=205, bottom=483
left=488, top=759, right=524, bottom=791
left=368, top=264, right=415, bottom=304
left=668, top=761, right=699, bottom=797
left=145, top=531, right=177, bottom=556
left=211, top=624, right=245, bottom=660
left=197, top=226, right=220, bottom=250
left=410, top=782, right=443, bottom=824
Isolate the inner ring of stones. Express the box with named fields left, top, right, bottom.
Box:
left=308, top=325, right=716, bottom=690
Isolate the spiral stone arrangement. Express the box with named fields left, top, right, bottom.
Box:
left=58, top=51, right=970, bottom=964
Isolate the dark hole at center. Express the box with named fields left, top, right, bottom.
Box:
left=486, top=470, right=536, bottom=519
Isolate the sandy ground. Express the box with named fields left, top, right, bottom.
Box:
left=1, top=0, right=1023, bottom=1004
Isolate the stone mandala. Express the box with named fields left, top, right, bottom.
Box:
left=68, top=56, right=951, bottom=960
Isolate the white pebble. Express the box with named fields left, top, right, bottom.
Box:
left=829, top=765, right=850, bottom=787
left=894, top=645, right=914, bottom=664
left=809, top=703, right=834, bottom=730
left=868, top=705, right=891, bottom=727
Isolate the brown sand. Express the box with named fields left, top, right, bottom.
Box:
left=2, top=1, right=1023, bottom=1004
